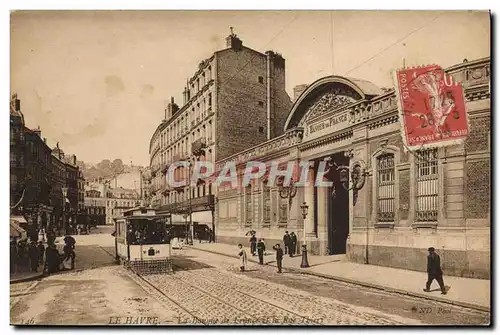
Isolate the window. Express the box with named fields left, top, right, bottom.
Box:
left=245, top=185, right=252, bottom=226
left=259, top=126, right=264, bottom=134
left=258, top=101, right=264, bottom=107
left=263, top=181, right=271, bottom=223
left=416, top=149, right=438, bottom=222
left=279, top=197, right=288, bottom=224
left=208, top=93, right=212, bottom=107
left=376, top=154, right=395, bottom=222
left=258, top=76, right=264, bottom=84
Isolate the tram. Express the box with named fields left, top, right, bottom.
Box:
left=114, top=206, right=172, bottom=274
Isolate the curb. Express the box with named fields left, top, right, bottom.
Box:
left=10, top=273, right=44, bottom=284
left=190, top=246, right=490, bottom=313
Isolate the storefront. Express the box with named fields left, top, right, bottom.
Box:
left=215, top=57, right=490, bottom=279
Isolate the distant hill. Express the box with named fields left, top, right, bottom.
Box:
left=80, top=159, right=143, bottom=181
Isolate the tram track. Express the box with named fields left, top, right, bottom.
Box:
left=171, top=264, right=321, bottom=324
left=167, top=263, right=320, bottom=325
left=97, top=246, right=205, bottom=325
left=98, top=246, right=413, bottom=325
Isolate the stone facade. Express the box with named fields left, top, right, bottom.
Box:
left=147, top=29, right=292, bottom=229
left=215, top=57, right=491, bottom=279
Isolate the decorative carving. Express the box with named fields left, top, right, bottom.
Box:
left=305, top=88, right=357, bottom=121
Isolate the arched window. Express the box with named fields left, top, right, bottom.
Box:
left=376, top=153, right=395, bottom=222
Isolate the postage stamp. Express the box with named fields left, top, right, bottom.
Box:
left=393, top=64, right=470, bottom=150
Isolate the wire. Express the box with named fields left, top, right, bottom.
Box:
left=344, top=13, right=444, bottom=76
left=330, top=11, right=334, bottom=74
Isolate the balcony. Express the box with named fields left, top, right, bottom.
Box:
left=160, top=183, right=173, bottom=196
left=191, top=137, right=207, bottom=156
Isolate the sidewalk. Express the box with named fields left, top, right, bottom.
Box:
left=190, top=242, right=490, bottom=312
left=10, top=265, right=44, bottom=284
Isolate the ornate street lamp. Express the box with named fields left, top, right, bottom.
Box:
left=300, top=201, right=310, bottom=268
left=277, top=176, right=298, bottom=206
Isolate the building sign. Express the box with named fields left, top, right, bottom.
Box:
left=393, top=64, right=469, bottom=149
left=307, top=111, right=349, bottom=136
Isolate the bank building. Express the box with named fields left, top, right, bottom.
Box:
left=212, top=57, right=490, bottom=279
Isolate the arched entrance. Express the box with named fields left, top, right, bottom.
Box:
left=323, top=152, right=350, bottom=255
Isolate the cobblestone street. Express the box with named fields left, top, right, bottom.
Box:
left=10, top=229, right=489, bottom=325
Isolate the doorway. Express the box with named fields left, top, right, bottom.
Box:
left=325, top=152, right=350, bottom=255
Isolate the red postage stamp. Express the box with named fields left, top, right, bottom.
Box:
left=393, top=64, right=469, bottom=150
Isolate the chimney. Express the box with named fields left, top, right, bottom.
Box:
left=43, top=137, right=46, bottom=144
left=226, top=27, right=243, bottom=51
left=293, top=84, right=308, bottom=102
left=33, top=126, right=42, bottom=138
left=167, top=97, right=179, bottom=118
left=15, top=98, right=20, bottom=112
left=73, top=154, right=76, bottom=165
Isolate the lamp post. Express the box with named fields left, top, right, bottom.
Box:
left=300, top=201, right=310, bottom=268
left=62, top=186, right=68, bottom=235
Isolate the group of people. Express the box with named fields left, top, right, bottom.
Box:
left=241, top=232, right=447, bottom=294
left=9, top=235, right=77, bottom=275
left=282, top=231, right=298, bottom=257
left=241, top=230, right=299, bottom=274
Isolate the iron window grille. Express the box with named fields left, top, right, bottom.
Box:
left=377, top=153, right=395, bottom=222
left=416, top=149, right=439, bottom=222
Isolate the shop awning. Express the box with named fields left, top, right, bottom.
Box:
left=10, top=221, right=27, bottom=239
left=10, top=215, right=27, bottom=224
left=191, top=211, right=212, bottom=224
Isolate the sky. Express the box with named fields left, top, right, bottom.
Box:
left=10, top=10, right=490, bottom=166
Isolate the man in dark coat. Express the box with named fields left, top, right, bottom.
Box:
left=423, top=247, right=447, bottom=295
left=273, top=244, right=284, bottom=273
left=28, top=241, right=40, bottom=272
left=283, top=231, right=290, bottom=255
left=37, top=241, right=46, bottom=265
left=249, top=233, right=257, bottom=256
left=45, top=244, right=61, bottom=274
left=256, top=238, right=266, bottom=265
left=289, top=232, right=298, bottom=257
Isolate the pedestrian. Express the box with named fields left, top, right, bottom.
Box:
left=273, top=244, right=284, bottom=273
left=37, top=241, right=46, bottom=265
left=10, top=239, right=18, bottom=273
left=238, top=244, right=247, bottom=272
left=257, top=238, right=266, bottom=265
left=63, top=242, right=76, bottom=270
left=249, top=233, right=257, bottom=256
left=290, top=232, right=298, bottom=256
left=423, top=247, right=447, bottom=295
left=283, top=231, right=290, bottom=255
left=28, top=241, right=40, bottom=272
left=45, top=244, right=61, bottom=274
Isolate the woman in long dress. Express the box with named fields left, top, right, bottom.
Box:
left=238, top=244, right=247, bottom=272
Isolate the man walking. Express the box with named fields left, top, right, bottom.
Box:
left=273, top=244, right=284, bottom=273
left=423, top=247, right=447, bottom=295
left=257, top=238, right=266, bottom=265
left=249, top=233, right=257, bottom=256
left=283, top=231, right=290, bottom=255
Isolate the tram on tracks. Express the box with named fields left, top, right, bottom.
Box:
left=114, top=206, right=172, bottom=274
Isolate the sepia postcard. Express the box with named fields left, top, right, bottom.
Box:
left=9, top=10, right=491, bottom=327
